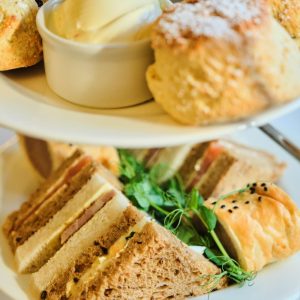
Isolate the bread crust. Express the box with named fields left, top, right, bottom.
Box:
left=206, top=182, right=300, bottom=272
left=0, top=0, right=43, bottom=71
left=147, top=0, right=300, bottom=125
left=271, top=0, right=300, bottom=41
left=76, top=222, right=227, bottom=300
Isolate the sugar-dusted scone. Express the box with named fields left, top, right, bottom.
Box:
left=0, top=0, right=44, bottom=71
left=206, top=182, right=300, bottom=272
left=147, top=0, right=300, bottom=125
left=271, top=0, right=300, bottom=46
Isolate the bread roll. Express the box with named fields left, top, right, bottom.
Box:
left=147, top=0, right=300, bottom=125
left=205, top=182, right=300, bottom=272
left=271, top=0, right=300, bottom=46
left=0, top=0, right=44, bottom=71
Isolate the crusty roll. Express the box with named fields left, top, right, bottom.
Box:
left=147, top=0, right=300, bottom=125
left=271, top=0, right=300, bottom=46
left=205, top=182, right=300, bottom=272
left=0, top=0, right=43, bottom=71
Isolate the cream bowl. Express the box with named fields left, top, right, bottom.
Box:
left=36, top=0, right=154, bottom=109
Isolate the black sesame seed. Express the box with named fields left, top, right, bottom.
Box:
left=137, top=241, right=143, bottom=244
left=101, top=246, right=108, bottom=255
left=264, top=187, right=268, bottom=192
left=212, top=201, right=217, bottom=205
left=232, top=200, right=237, bottom=203
left=93, top=241, right=100, bottom=246
left=246, top=184, right=250, bottom=188
left=261, top=183, right=266, bottom=187
left=125, top=231, right=135, bottom=241
left=233, top=206, right=239, bottom=209
left=228, top=209, right=233, bottom=213
left=40, top=290, right=47, bottom=299
left=252, top=183, right=257, bottom=187
left=73, top=277, right=79, bottom=283
left=245, top=201, right=250, bottom=204
left=250, top=189, right=255, bottom=194
left=258, top=196, right=262, bottom=202
left=35, top=0, right=43, bottom=7
left=220, top=205, right=226, bottom=209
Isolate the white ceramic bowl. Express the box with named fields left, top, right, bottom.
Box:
left=36, top=0, right=154, bottom=109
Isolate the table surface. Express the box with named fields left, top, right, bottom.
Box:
left=0, top=108, right=299, bottom=300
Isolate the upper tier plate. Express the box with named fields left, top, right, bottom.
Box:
left=1, top=63, right=300, bottom=148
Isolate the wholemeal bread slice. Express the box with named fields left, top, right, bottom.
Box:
left=71, top=221, right=227, bottom=300
left=15, top=173, right=116, bottom=274
left=2, top=150, right=90, bottom=247
left=32, top=205, right=143, bottom=300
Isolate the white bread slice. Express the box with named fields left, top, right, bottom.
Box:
left=31, top=191, right=129, bottom=296
left=15, top=173, right=112, bottom=274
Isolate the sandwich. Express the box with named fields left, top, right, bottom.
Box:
left=2, top=153, right=227, bottom=299
left=130, top=140, right=286, bottom=198
left=19, top=135, right=120, bottom=179
left=204, top=182, right=300, bottom=272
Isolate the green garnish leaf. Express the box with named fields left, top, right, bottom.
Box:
left=119, top=150, right=256, bottom=287
left=197, top=206, right=217, bottom=232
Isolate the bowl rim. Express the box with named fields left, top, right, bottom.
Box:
left=36, top=0, right=152, bottom=50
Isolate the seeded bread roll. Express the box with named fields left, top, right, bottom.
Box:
left=205, top=182, right=300, bottom=272
left=271, top=0, right=300, bottom=46
left=0, top=0, right=44, bottom=71
left=147, top=0, right=300, bottom=125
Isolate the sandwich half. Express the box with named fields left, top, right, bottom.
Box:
left=3, top=149, right=124, bottom=273
left=130, top=140, right=286, bottom=198
left=31, top=211, right=226, bottom=300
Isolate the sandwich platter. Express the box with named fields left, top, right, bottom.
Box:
left=1, top=64, right=300, bottom=148
left=0, top=128, right=300, bottom=300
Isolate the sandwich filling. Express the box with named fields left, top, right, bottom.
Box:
left=9, top=156, right=94, bottom=251
left=61, top=189, right=116, bottom=244
left=66, top=217, right=150, bottom=297
left=185, top=142, right=224, bottom=191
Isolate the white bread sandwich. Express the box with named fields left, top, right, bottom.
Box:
left=130, top=140, right=286, bottom=198
left=0, top=0, right=45, bottom=71
left=147, top=0, right=300, bottom=125
left=205, top=182, right=300, bottom=272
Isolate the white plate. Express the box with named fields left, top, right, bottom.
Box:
left=1, top=64, right=300, bottom=148
left=0, top=128, right=300, bottom=300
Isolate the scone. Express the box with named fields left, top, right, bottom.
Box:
left=147, top=0, right=300, bottom=125
left=0, top=0, right=44, bottom=71
left=205, top=182, right=300, bottom=272
left=271, top=0, right=300, bottom=46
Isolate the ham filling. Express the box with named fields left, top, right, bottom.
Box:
left=60, top=190, right=116, bottom=245
left=186, top=143, right=224, bottom=191
left=14, top=156, right=92, bottom=231
left=143, top=148, right=161, bottom=167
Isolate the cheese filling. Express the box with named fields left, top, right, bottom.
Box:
left=66, top=217, right=149, bottom=297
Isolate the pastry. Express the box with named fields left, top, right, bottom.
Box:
left=205, top=182, right=300, bottom=271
